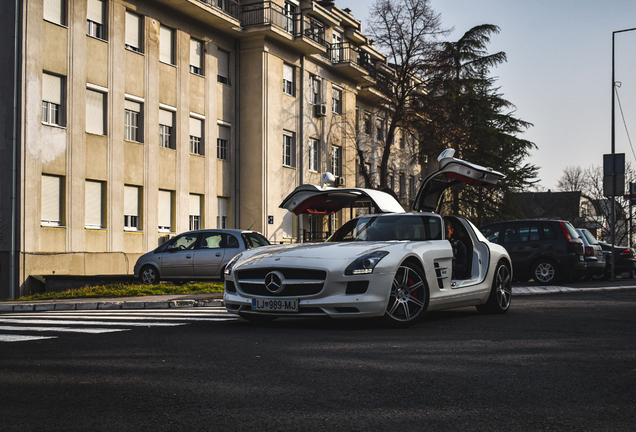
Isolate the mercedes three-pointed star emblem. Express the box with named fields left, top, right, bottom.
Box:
left=264, top=271, right=285, bottom=294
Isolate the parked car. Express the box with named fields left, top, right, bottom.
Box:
left=224, top=149, right=513, bottom=328
left=593, top=241, right=636, bottom=280
left=479, top=219, right=586, bottom=285
left=134, top=229, right=270, bottom=285
left=576, top=228, right=605, bottom=280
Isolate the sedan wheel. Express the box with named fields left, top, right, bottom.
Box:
left=140, top=266, right=160, bottom=285
left=383, top=263, right=428, bottom=328
left=477, top=262, right=512, bottom=314
left=533, top=260, right=558, bottom=285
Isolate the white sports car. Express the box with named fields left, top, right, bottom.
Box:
left=224, top=149, right=513, bottom=327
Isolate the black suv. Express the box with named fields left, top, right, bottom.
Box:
left=479, top=220, right=586, bottom=285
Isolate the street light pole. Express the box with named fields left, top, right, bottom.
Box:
left=611, top=27, right=636, bottom=280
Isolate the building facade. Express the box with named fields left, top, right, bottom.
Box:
left=0, top=0, right=421, bottom=298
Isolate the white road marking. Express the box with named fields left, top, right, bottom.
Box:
left=0, top=319, right=188, bottom=327
left=0, top=335, right=57, bottom=342
left=0, top=326, right=130, bottom=334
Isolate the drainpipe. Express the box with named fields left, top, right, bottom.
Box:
left=10, top=0, right=23, bottom=299
left=234, top=39, right=240, bottom=228
left=298, top=55, right=305, bottom=242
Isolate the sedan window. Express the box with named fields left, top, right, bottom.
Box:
left=200, top=234, right=223, bottom=249
left=331, top=215, right=442, bottom=242
left=172, top=234, right=198, bottom=250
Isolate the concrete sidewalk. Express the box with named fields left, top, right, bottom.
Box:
left=1, top=283, right=636, bottom=313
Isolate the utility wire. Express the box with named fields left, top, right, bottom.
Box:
left=614, top=84, right=636, bottom=163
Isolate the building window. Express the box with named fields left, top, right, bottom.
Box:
left=283, top=132, right=296, bottom=168
left=87, top=0, right=105, bottom=40
left=217, top=125, right=230, bottom=160
left=283, top=63, right=295, bottom=96
left=377, top=118, right=384, bottom=140
left=284, top=1, right=297, bottom=33
left=309, top=138, right=319, bottom=172
left=410, top=176, right=417, bottom=198
left=400, top=130, right=407, bottom=149
left=190, top=117, right=204, bottom=155
left=124, top=185, right=140, bottom=231
left=159, top=25, right=174, bottom=65
left=190, top=38, right=203, bottom=75
left=217, top=49, right=229, bottom=85
left=42, top=73, right=63, bottom=127
left=331, top=30, right=342, bottom=63
left=158, top=189, right=173, bottom=232
left=332, top=86, right=342, bottom=114
left=331, top=145, right=342, bottom=177
left=399, top=173, right=406, bottom=198
left=41, top=174, right=63, bottom=227
left=44, top=0, right=65, bottom=26
left=125, top=11, right=142, bottom=53
left=124, top=100, right=142, bottom=142
left=85, top=180, right=105, bottom=229
left=86, top=88, right=106, bottom=135
left=310, top=75, right=321, bottom=105
left=217, top=197, right=229, bottom=229
left=159, top=109, right=175, bottom=149
left=189, top=194, right=202, bottom=231
left=364, top=112, right=372, bottom=135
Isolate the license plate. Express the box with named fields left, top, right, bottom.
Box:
left=252, top=298, right=298, bottom=312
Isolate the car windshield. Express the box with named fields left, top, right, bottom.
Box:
left=579, top=229, right=599, bottom=245
left=330, top=215, right=443, bottom=242
left=243, top=232, right=271, bottom=248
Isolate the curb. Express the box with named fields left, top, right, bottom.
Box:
left=1, top=286, right=635, bottom=313
left=0, top=298, right=223, bottom=313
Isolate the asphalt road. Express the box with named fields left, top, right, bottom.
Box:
left=1, top=290, right=635, bottom=431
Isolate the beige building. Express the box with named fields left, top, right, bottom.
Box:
left=0, top=0, right=421, bottom=298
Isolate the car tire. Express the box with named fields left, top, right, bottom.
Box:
left=476, top=261, right=512, bottom=314
left=140, top=265, right=160, bottom=285
left=238, top=312, right=278, bottom=323
left=532, top=259, right=559, bottom=285
left=383, top=262, right=429, bottom=328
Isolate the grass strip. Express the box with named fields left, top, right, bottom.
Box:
left=3, top=282, right=224, bottom=302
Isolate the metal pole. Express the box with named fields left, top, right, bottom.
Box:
left=611, top=27, right=636, bottom=279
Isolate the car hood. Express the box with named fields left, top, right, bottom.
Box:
left=236, top=242, right=395, bottom=268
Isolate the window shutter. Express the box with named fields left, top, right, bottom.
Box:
left=160, top=25, right=173, bottom=64
left=86, top=89, right=105, bottom=135
left=283, top=63, right=294, bottom=82
left=43, top=0, right=64, bottom=25
left=190, top=117, right=202, bottom=138
left=87, top=0, right=104, bottom=24
left=190, top=38, right=203, bottom=69
left=125, top=11, right=141, bottom=49
left=42, top=73, right=62, bottom=105
left=85, top=180, right=103, bottom=227
left=124, top=186, right=139, bottom=216
left=124, top=99, right=140, bottom=113
left=158, top=190, right=172, bottom=229
left=217, top=50, right=229, bottom=79
left=189, top=194, right=201, bottom=217
left=159, top=109, right=173, bottom=127
left=41, top=175, right=61, bottom=224
left=218, top=125, right=230, bottom=141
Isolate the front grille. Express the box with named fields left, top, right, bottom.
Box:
left=346, top=280, right=369, bottom=294
left=236, top=268, right=326, bottom=280
left=236, top=267, right=326, bottom=297
left=240, top=282, right=324, bottom=296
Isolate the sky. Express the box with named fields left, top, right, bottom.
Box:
left=344, top=0, right=636, bottom=191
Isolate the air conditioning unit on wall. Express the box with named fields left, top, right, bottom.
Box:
left=314, top=103, right=327, bottom=117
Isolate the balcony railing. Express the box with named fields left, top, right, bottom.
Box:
left=242, top=2, right=326, bottom=46
left=195, top=0, right=241, bottom=20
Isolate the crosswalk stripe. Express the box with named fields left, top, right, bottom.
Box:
left=0, top=326, right=130, bottom=334
left=0, top=335, right=57, bottom=342
left=0, top=319, right=188, bottom=327
left=2, top=313, right=233, bottom=320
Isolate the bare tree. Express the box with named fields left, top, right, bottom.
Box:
left=366, top=0, right=448, bottom=188
left=557, top=165, right=590, bottom=192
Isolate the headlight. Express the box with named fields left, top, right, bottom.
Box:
left=345, top=251, right=389, bottom=275
left=224, top=253, right=243, bottom=276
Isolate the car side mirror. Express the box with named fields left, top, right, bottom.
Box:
left=167, top=245, right=177, bottom=252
